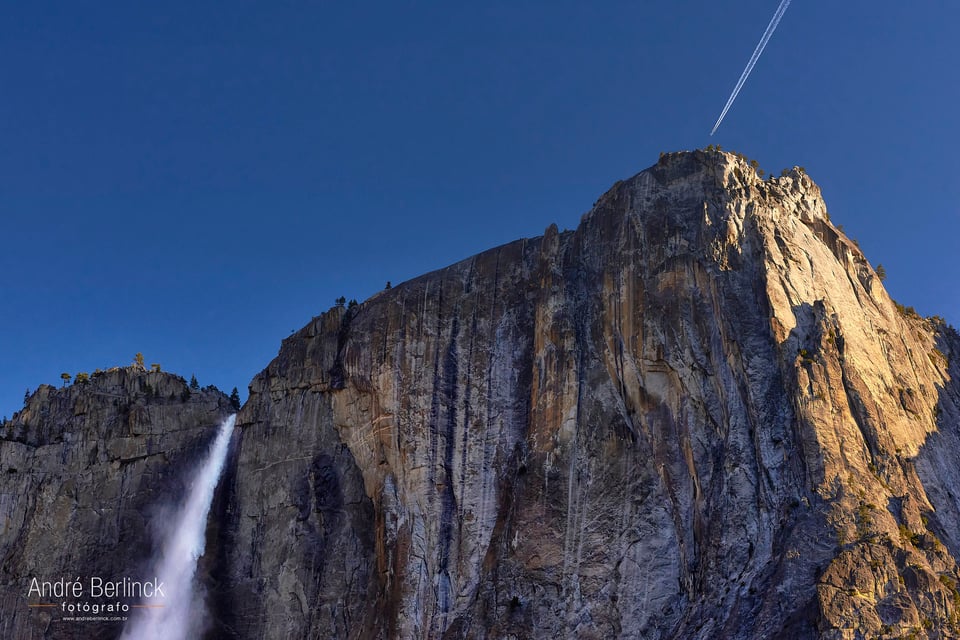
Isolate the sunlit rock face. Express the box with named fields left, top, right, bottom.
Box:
left=226, top=150, right=960, bottom=639
left=0, top=368, right=232, bottom=640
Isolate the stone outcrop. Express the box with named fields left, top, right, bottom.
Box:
left=0, top=368, right=232, bottom=640
left=220, top=150, right=960, bottom=639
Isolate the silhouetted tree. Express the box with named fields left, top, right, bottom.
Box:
left=24, top=389, right=30, bottom=405
left=336, top=296, right=346, bottom=307
left=75, top=372, right=90, bottom=384
left=151, top=363, right=161, bottom=373
left=60, top=372, right=72, bottom=387
left=385, top=281, right=392, bottom=290
left=229, top=387, right=241, bottom=411
left=876, top=264, right=887, bottom=282
left=134, top=353, right=145, bottom=369
left=189, top=375, right=200, bottom=390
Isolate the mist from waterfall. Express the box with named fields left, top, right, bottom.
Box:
left=121, top=414, right=235, bottom=640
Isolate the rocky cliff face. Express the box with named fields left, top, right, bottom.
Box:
left=3, top=150, right=959, bottom=640
left=219, top=150, right=960, bottom=639
left=0, top=369, right=232, bottom=640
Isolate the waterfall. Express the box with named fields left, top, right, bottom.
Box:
left=121, top=414, right=235, bottom=640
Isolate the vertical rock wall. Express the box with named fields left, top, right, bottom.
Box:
left=227, top=150, right=960, bottom=638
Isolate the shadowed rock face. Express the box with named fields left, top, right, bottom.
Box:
left=224, top=150, right=960, bottom=639
left=0, top=368, right=232, bottom=640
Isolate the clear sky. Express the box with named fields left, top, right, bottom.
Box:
left=2, top=1, right=958, bottom=419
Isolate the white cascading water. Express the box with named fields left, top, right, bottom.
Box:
left=121, top=414, right=235, bottom=640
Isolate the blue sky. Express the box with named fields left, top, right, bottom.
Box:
left=2, top=1, right=958, bottom=419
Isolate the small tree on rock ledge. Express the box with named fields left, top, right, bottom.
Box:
left=229, top=387, right=241, bottom=411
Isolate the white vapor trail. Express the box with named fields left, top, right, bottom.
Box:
left=711, top=0, right=792, bottom=135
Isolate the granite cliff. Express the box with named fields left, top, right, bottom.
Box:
left=221, top=150, right=960, bottom=639
left=0, top=369, right=233, bottom=639
left=3, top=149, right=959, bottom=639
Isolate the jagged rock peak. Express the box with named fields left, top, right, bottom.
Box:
left=223, top=150, right=959, bottom=638
left=589, top=148, right=826, bottom=229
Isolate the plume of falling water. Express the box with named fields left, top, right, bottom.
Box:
left=710, top=0, right=792, bottom=135
left=121, top=415, right=236, bottom=640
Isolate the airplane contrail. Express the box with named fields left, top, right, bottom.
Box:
left=711, top=0, right=792, bottom=135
